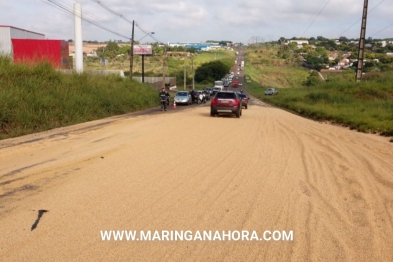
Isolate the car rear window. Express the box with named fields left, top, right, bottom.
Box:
left=216, top=92, right=236, bottom=99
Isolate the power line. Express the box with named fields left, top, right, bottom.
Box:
left=43, top=0, right=131, bottom=40
left=337, top=0, right=386, bottom=38
left=91, top=0, right=161, bottom=43
left=90, top=0, right=134, bottom=25
left=135, top=22, right=161, bottom=43
left=46, top=0, right=130, bottom=36
left=301, top=0, right=330, bottom=37
left=371, top=22, right=393, bottom=37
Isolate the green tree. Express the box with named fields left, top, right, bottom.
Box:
left=194, top=60, right=231, bottom=83
left=315, top=46, right=327, bottom=56
left=304, top=71, right=323, bottom=86
left=119, top=45, right=130, bottom=55
left=105, top=41, right=120, bottom=59
left=303, top=45, right=313, bottom=53
left=288, top=42, right=298, bottom=50
left=305, top=54, right=325, bottom=70
left=339, top=36, right=348, bottom=42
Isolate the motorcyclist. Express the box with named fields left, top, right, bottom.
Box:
left=159, top=87, right=169, bottom=111
left=240, top=89, right=244, bottom=93
left=190, top=90, right=197, bottom=103
left=201, top=91, right=207, bottom=103
left=165, top=89, right=170, bottom=106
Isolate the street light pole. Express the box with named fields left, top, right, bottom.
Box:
left=130, top=20, right=134, bottom=79
left=184, top=56, right=186, bottom=90
left=162, top=45, right=167, bottom=89
left=101, top=45, right=106, bottom=70
left=191, top=56, right=195, bottom=90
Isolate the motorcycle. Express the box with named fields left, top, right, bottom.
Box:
left=200, top=93, right=207, bottom=104
left=196, top=92, right=206, bottom=104
left=190, top=91, right=206, bottom=104
left=190, top=91, right=199, bottom=104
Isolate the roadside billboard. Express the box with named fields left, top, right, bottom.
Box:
left=133, top=45, right=152, bottom=55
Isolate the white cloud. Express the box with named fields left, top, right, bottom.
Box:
left=1, top=0, right=392, bottom=43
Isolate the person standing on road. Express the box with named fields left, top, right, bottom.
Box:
left=159, top=87, right=169, bottom=111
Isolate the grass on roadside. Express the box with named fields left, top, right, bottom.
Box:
left=0, top=56, right=159, bottom=139
left=245, top=74, right=393, bottom=136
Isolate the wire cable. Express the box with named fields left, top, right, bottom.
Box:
left=135, top=22, right=161, bottom=43
left=42, top=0, right=131, bottom=40
left=90, top=0, right=161, bottom=43
left=301, top=0, right=330, bottom=37
left=370, top=22, right=393, bottom=37
left=90, top=0, right=134, bottom=25
left=337, top=0, right=386, bottom=38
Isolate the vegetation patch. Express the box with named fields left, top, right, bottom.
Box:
left=0, top=56, right=158, bottom=139
left=243, top=45, right=393, bottom=138
left=246, top=74, right=393, bottom=136
left=0, top=48, right=235, bottom=139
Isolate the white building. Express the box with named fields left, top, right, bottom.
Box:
left=287, top=40, right=309, bottom=48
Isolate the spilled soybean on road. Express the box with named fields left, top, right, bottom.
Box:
left=0, top=99, right=392, bottom=261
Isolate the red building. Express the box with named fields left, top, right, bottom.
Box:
left=0, top=25, right=70, bottom=69
left=11, top=39, right=70, bottom=69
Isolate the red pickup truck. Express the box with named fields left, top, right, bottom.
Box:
left=232, top=80, right=239, bottom=88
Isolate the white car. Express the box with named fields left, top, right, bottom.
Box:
left=264, top=88, right=278, bottom=95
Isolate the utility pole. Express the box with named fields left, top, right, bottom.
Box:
left=184, top=55, right=186, bottom=90
left=162, top=46, right=167, bottom=89
left=191, top=56, right=195, bottom=90
left=102, top=46, right=106, bottom=70
left=73, top=1, right=83, bottom=73
left=142, top=54, right=145, bottom=83
left=130, top=20, right=135, bottom=79
left=356, top=0, right=368, bottom=82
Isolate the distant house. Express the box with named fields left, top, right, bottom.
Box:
left=339, top=59, right=349, bottom=65
left=168, top=42, right=217, bottom=51
left=287, top=40, right=309, bottom=48
left=378, top=41, right=387, bottom=47
left=320, top=69, right=343, bottom=73
left=185, top=43, right=212, bottom=51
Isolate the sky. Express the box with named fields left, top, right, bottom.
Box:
left=1, top=0, right=392, bottom=44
